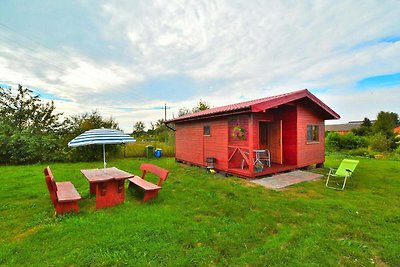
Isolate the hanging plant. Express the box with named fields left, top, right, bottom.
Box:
left=232, top=125, right=248, bottom=140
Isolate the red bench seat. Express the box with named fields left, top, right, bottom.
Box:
left=44, top=167, right=81, bottom=215
left=128, top=164, right=169, bottom=202
left=56, top=182, right=81, bottom=203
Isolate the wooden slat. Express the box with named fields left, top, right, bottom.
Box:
left=106, top=167, right=134, bottom=180
left=129, top=176, right=161, bottom=191
left=228, top=147, right=238, bottom=162
left=81, top=169, right=113, bottom=182
left=56, top=182, right=81, bottom=202
left=81, top=168, right=133, bottom=182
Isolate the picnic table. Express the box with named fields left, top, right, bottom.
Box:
left=81, top=167, right=134, bottom=209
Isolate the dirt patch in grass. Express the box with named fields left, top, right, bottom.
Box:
left=13, top=225, right=43, bottom=241
left=285, top=189, right=321, bottom=199
left=373, top=256, right=388, bottom=267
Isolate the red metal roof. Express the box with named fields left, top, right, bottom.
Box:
left=167, top=89, right=340, bottom=123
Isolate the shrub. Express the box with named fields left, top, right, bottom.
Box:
left=347, top=147, right=374, bottom=158
left=394, top=145, right=400, bottom=155
left=368, top=132, right=391, bottom=152
left=3, top=130, right=66, bottom=164
left=326, top=132, right=367, bottom=151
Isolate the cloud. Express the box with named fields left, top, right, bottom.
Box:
left=1, top=0, right=400, bottom=131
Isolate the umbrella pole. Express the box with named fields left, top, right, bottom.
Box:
left=103, top=144, right=106, bottom=171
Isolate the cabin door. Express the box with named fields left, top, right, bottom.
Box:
left=269, top=120, right=283, bottom=164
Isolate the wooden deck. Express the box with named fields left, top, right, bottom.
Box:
left=228, top=163, right=298, bottom=178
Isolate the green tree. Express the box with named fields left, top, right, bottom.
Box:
left=192, top=99, right=210, bottom=113
left=178, top=107, right=190, bottom=117
left=63, top=111, right=120, bottom=162
left=0, top=84, right=64, bottom=163
left=178, top=99, right=210, bottom=117
left=372, top=111, right=399, bottom=136
left=0, top=84, right=62, bottom=133
left=352, top=117, right=372, bottom=136
left=154, top=119, right=167, bottom=133
left=369, top=132, right=391, bottom=152
left=132, top=121, right=145, bottom=136
left=372, top=111, right=399, bottom=149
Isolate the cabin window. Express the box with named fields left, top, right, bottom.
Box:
left=307, top=125, right=319, bottom=143
left=203, top=125, right=211, bottom=136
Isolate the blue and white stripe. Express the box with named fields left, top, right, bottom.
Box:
left=68, top=128, right=136, bottom=147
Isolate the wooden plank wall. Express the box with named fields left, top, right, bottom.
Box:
left=175, top=122, right=204, bottom=166
left=203, top=118, right=229, bottom=170
left=175, top=118, right=228, bottom=170
left=296, top=99, right=325, bottom=167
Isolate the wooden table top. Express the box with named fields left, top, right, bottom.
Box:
left=81, top=167, right=134, bottom=182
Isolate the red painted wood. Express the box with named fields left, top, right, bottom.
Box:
left=140, top=163, right=169, bottom=186
left=273, top=105, right=297, bottom=165
left=143, top=190, right=160, bottom=202
left=128, top=164, right=169, bottom=202
left=56, top=182, right=81, bottom=202
left=229, top=163, right=298, bottom=178
left=129, top=176, right=161, bottom=190
left=93, top=180, right=124, bottom=208
left=81, top=167, right=133, bottom=209
left=89, top=183, right=96, bottom=195
left=44, top=166, right=81, bottom=215
left=176, top=118, right=229, bottom=171
left=167, top=89, right=339, bottom=124
left=172, top=91, right=337, bottom=178
left=296, top=99, right=325, bottom=167
left=54, top=201, right=80, bottom=215
left=203, top=118, right=229, bottom=171
left=248, top=114, right=255, bottom=174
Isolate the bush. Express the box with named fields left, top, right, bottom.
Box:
left=346, top=147, right=374, bottom=158
left=1, top=130, right=66, bottom=164
left=394, top=145, right=400, bottom=155
left=368, top=132, right=391, bottom=152
left=326, top=132, right=367, bottom=151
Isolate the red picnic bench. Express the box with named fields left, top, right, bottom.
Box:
left=44, top=167, right=81, bottom=215
left=128, top=163, right=169, bottom=202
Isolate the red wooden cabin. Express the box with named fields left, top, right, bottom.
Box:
left=166, top=89, right=340, bottom=178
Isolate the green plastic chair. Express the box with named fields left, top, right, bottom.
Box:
left=326, top=159, right=359, bottom=190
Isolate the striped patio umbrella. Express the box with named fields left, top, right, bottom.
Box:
left=68, top=128, right=136, bottom=170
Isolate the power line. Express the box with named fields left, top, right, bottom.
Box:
left=0, top=22, right=147, bottom=103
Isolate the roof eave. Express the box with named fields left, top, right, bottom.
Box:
left=166, top=108, right=251, bottom=124
left=251, top=89, right=340, bottom=120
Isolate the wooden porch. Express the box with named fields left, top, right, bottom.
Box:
left=228, top=163, right=298, bottom=178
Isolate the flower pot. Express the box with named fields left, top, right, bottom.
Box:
left=255, top=166, right=264, bottom=173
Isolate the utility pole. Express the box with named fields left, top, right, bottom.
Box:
left=164, top=103, right=171, bottom=121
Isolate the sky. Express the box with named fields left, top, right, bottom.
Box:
left=1, top=0, right=399, bottom=132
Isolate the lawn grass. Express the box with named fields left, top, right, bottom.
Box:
left=0, top=156, right=399, bottom=266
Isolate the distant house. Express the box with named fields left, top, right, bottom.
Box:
left=394, top=126, right=400, bottom=134
left=326, top=120, right=376, bottom=135
left=166, top=89, right=340, bottom=178
left=325, top=121, right=362, bottom=135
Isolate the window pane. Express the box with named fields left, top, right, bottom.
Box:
left=307, top=125, right=312, bottom=141
left=312, top=125, right=319, bottom=141
left=204, top=126, right=210, bottom=135
left=307, top=125, right=319, bottom=142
